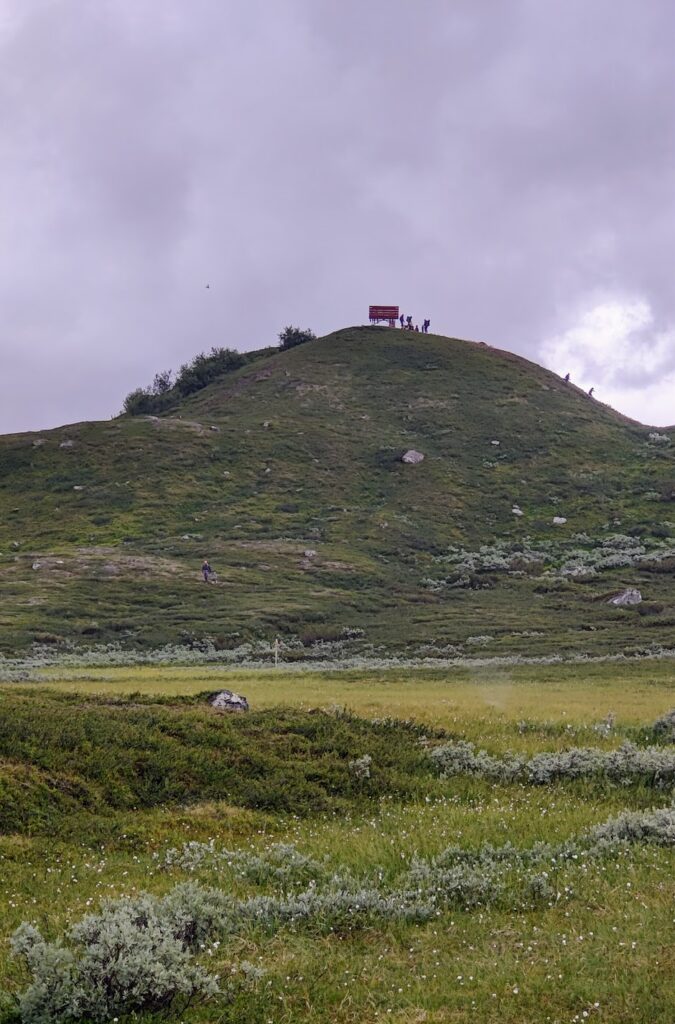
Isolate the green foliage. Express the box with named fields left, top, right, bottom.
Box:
left=122, top=348, right=247, bottom=416
left=0, top=694, right=432, bottom=832
left=9, top=805, right=675, bottom=1022
left=2, top=326, right=675, bottom=656
left=174, top=348, right=246, bottom=397
left=278, top=325, right=316, bottom=350
left=122, top=386, right=157, bottom=416
left=1, top=669, right=675, bottom=1024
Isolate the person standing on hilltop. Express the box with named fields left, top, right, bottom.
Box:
left=202, top=559, right=213, bottom=583
left=399, top=313, right=405, bottom=328
left=423, top=318, right=430, bottom=333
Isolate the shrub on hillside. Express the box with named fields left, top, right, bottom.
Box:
left=174, top=347, right=245, bottom=396
left=122, top=386, right=158, bottom=416
left=0, top=697, right=432, bottom=833
left=122, top=347, right=246, bottom=416
left=278, top=326, right=316, bottom=350
left=10, top=885, right=225, bottom=1023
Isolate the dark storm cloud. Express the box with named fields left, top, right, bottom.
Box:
left=1, top=0, right=674, bottom=433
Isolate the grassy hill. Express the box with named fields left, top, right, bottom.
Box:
left=1, top=326, right=673, bottom=656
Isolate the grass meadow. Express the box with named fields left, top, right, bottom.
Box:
left=0, top=661, right=673, bottom=1022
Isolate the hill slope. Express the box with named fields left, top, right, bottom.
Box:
left=1, top=327, right=673, bottom=656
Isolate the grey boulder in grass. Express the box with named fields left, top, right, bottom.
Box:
left=207, top=689, right=249, bottom=712
left=401, top=449, right=425, bottom=464
left=608, top=587, right=642, bottom=606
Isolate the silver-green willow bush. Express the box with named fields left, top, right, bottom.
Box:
left=429, top=739, right=675, bottom=786
left=10, top=884, right=227, bottom=1024
left=11, top=808, right=675, bottom=1022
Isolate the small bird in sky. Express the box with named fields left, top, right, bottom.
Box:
left=205, top=284, right=210, bottom=289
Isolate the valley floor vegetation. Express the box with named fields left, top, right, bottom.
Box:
left=0, top=662, right=674, bottom=1022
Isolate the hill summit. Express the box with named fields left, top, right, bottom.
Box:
left=0, top=326, right=673, bottom=656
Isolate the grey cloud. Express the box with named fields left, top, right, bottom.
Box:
left=1, top=0, right=674, bottom=433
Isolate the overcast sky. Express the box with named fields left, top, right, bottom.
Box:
left=1, top=0, right=674, bottom=433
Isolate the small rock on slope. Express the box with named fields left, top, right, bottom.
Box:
left=401, top=450, right=425, bottom=465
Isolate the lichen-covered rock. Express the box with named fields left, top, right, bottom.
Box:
left=401, top=450, right=425, bottom=465
left=207, top=689, right=249, bottom=712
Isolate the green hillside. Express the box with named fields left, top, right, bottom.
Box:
left=1, top=326, right=673, bottom=656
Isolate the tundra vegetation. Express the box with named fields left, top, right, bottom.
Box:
left=1, top=661, right=674, bottom=1023
left=1, top=327, right=674, bottom=656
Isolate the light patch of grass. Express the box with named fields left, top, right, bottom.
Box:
left=28, top=659, right=675, bottom=740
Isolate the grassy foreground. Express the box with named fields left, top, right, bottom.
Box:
left=0, top=662, right=674, bottom=1022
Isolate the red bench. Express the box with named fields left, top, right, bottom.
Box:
left=369, top=305, right=399, bottom=327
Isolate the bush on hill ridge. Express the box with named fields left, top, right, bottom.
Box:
left=122, top=326, right=315, bottom=415
left=123, top=347, right=248, bottom=416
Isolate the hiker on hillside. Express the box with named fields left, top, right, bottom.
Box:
left=564, top=373, right=570, bottom=383
left=399, top=313, right=405, bottom=328
left=423, top=319, right=430, bottom=333
left=406, top=315, right=413, bottom=328
left=202, top=559, right=213, bottom=583
left=414, top=324, right=420, bottom=332
left=589, top=387, right=595, bottom=397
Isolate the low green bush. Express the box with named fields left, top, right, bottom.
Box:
left=0, top=695, right=433, bottom=832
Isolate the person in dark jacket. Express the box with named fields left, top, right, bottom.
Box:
left=202, top=559, right=213, bottom=583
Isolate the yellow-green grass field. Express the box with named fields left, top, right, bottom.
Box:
left=30, top=658, right=675, bottom=749
left=0, top=661, right=673, bottom=1023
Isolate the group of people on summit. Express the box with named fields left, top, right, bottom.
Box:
left=399, top=314, right=430, bottom=333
